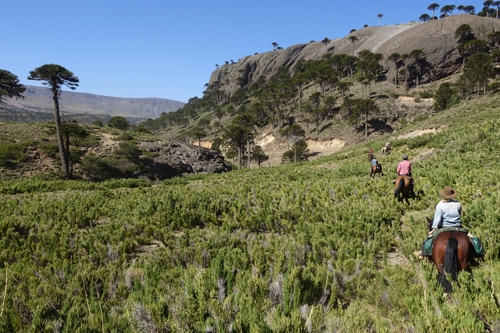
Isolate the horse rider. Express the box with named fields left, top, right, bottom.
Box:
left=394, top=154, right=412, bottom=184
left=368, top=148, right=374, bottom=161
left=414, top=186, right=462, bottom=260
left=370, top=155, right=379, bottom=168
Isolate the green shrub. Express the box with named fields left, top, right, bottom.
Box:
left=419, top=90, right=434, bottom=98
left=0, top=142, right=29, bottom=168
left=80, top=155, right=123, bottom=181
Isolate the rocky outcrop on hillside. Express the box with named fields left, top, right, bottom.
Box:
left=137, top=139, right=231, bottom=180
left=210, top=15, right=500, bottom=97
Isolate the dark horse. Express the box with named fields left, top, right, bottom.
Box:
left=426, top=217, right=472, bottom=293
left=393, top=175, right=415, bottom=204
left=370, top=164, right=384, bottom=178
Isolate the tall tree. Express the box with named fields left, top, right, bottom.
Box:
left=434, top=82, right=455, bottom=110
left=348, top=35, right=358, bottom=56
left=463, top=5, right=476, bottom=14
left=419, top=13, right=431, bottom=22
left=28, top=64, right=79, bottom=177
left=458, top=39, right=489, bottom=67
left=440, top=4, right=456, bottom=16
left=191, top=127, right=207, bottom=154
left=321, top=37, right=330, bottom=51
left=0, top=69, right=26, bottom=103
left=401, top=53, right=410, bottom=91
left=494, top=1, right=500, bottom=18
left=410, top=49, right=426, bottom=87
left=60, top=122, right=88, bottom=174
left=462, top=52, right=493, bottom=96
left=251, top=145, right=269, bottom=168
left=280, top=124, right=306, bottom=162
left=354, top=98, right=379, bottom=138
left=388, top=53, right=401, bottom=85
left=428, top=3, right=440, bottom=19
left=223, top=112, right=256, bottom=169
left=455, top=24, right=474, bottom=45
left=377, top=13, right=384, bottom=26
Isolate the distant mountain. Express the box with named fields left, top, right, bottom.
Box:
left=3, top=85, right=185, bottom=121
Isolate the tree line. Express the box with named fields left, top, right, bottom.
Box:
left=3, top=7, right=500, bottom=175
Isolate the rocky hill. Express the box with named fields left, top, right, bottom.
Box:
left=3, top=85, right=185, bottom=121
left=210, top=15, right=500, bottom=96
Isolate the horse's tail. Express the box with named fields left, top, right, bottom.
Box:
left=444, top=237, right=459, bottom=279
left=440, top=237, right=459, bottom=292
left=394, top=178, right=404, bottom=198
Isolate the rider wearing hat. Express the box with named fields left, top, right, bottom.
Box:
left=430, top=186, right=462, bottom=233
left=414, top=186, right=462, bottom=260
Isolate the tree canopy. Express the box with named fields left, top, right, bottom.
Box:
left=0, top=69, right=26, bottom=103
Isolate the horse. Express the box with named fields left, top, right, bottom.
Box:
left=393, top=175, right=415, bottom=204
left=370, top=164, right=384, bottom=178
left=426, top=217, right=473, bottom=293
left=381, top=146, right=390, bottom=155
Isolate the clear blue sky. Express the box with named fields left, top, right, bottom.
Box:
left=1, top=1, right=484, bottom=103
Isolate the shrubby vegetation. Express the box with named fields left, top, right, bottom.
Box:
left=1, top=94, right=500, bottom=331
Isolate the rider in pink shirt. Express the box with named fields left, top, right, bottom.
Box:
left=397, top=154, right=412, bottom=176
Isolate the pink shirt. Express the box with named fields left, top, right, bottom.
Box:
left=397, top=160, right=411, bottom=175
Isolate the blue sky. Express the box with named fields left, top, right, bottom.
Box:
left=1, top=1, right=484, bottom=103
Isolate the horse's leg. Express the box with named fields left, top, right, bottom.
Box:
left=394, top=179, right=403, bottom=198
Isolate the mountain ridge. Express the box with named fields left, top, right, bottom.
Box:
left=209, top=15, right=500, bottom=96
left=2, top=85, right=185, bottom=120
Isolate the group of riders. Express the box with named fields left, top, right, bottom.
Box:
left=367, top=143, right=484, bottom=262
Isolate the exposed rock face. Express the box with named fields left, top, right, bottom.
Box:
left=210, top=15, right=500, bottom=97
left=137, top=139, right=231, bottom=180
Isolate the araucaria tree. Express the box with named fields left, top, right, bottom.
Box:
left=354, top=98, right=380, bottom=138
left=427, top=3, right=440, bottom=19
left=0, top=69, right=26, bottom=103
left=28, top=64, right=79, bottom=177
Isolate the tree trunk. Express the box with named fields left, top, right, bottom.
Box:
left=237, top=147, right=242, bottom=170
left=365, top=111, right=369, bottom=138
left=404, top=65, right=408, bottom=92
left=247, top=140, right=251, bottom=169
left=52, top=87, right=69, bottom=177
left=394, top=62, right=399, bottom=85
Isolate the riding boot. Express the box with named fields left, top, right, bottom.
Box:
left=413, top=250, right=424, bottom=260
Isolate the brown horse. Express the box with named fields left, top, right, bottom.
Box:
left=370, top=164, right=384, bottom=178
left=393, top=175, right=415, bottom=204
left=426, top=217, right=472, bottom=293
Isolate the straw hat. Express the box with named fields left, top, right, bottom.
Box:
left=439, top=186, right=458, bottom=200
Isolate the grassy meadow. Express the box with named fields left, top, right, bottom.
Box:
left=1, top=95, right=500, bottom=332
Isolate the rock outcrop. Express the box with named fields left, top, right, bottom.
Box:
left=210, top=15, right=500, bottom=97
left=137, top=139, right=231, bottom=180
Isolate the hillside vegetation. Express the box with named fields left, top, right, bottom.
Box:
left=1, top=92, right=499, bottom=331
